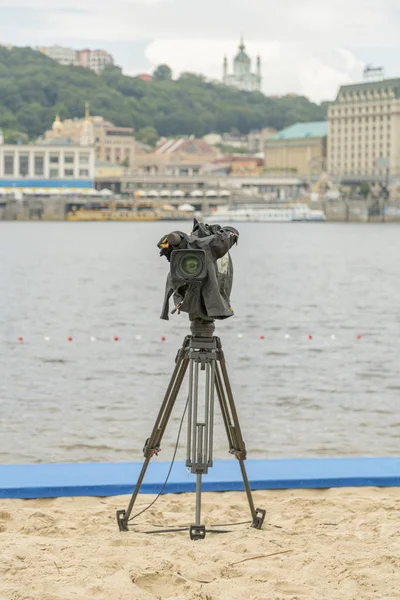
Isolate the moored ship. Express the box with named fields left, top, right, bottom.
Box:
left=66, top=201, right=195, bottom=222
left=204, top=204, right=326, bottom=223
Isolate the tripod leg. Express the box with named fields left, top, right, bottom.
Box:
left=187, top=354, right=215, bottom=541
left=195, top=473, right=202, bottom=525
left=215, top=356, right=266, bottom=530
left=116, top=341, right=189, bottom=531
left=214, top=366, right=235, bottom=452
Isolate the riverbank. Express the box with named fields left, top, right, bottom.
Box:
left=2, top=196, right=400, bottom=221
left=1, top=488, right=399, bottom=599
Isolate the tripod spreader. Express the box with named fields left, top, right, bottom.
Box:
left=116, top=320, right=266, bottom=538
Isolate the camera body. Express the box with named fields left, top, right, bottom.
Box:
left=158, top=220, right=239, bottom=321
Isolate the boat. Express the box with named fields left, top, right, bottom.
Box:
left=65, top=201, right=195, bottom=222
left=204, top=204, right=326, bottom=223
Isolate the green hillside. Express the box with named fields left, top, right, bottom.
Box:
left=0, top=46, right=329, bottom=142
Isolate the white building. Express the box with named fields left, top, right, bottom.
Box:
left=328, top=77, right=400, bottom=182
left=38, top=46, right=114, bottom=74
left=223, top=38, right=262, bottom=93
left=77, top=49, right=114, bottom=74
left=0, top=143, right=95, bottom=189
left=39, top=45, right=79, bottom=66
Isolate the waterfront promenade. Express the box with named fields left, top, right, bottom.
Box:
left=1, top=194, right=400, bottom=221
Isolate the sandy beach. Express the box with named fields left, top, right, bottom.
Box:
left=1, top=487, right=399, bottom=600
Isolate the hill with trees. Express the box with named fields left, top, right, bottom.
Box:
left=0, top=46, right=329, bottom=143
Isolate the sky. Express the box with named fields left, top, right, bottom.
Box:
left=0, top=0, right=399, bottom=103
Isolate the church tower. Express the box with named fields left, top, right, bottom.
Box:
left=223, top=56, right=228, bottom=81
left=81, top=102, right=94, bottom=146
left=222, top=38, right=262, bottom=92
left=51, top=113, right=63, bottom=138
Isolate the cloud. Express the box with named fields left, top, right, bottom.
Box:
left=145, top=39, right=365, bottom=102
left=0, top=0, right=398, bottom=101
left=3, top=0, right=399, bottom=44
left=145, top=39, right=281, bottom=78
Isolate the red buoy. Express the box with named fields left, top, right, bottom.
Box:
left=18, top=336, right=24, bottom=342
left=308, top=335, right=313, bottom=340
left=114, top=336, right=119, bottom=342
left=161, top=336, right=166, bottom=342
left=67, top=336, right=73, bottom=342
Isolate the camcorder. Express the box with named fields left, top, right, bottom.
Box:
left=157, top=219, right=239, bottom=322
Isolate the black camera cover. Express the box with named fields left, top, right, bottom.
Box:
left=159, top=220, right=239, bottom=321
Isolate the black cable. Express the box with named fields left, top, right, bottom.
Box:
left=127, top=395, right=189, bottom=523
left=126, top=397, right=256, bottom=531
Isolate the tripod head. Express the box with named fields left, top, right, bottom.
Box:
left=190, top=318, right=215, bottom=339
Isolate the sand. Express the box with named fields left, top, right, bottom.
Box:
left=0, top=487, right=399, bottom=600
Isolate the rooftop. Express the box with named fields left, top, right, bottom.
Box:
left=267, top=121, right=327, bottom=141
left=137, top=73, right=152, bottom=82
left=234, top=38, right=250, bottom=63
left=336, top=78, right=400, bottom=99
left=154, top=137, right=217, bottom=155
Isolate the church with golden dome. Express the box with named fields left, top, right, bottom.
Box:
left=223, top=38, right=262, bottom=93
left=46, top=104, right=135, bottom=166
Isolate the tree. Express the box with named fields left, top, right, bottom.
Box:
left=135, top=126, right=159, bottom=147
left=3, top=130, right=29, bottom=144
left=0, top=47, right=328, bottom=140
left=360, top=182, right=370, bottom=198
left=153, top=64, right=173, bottom=82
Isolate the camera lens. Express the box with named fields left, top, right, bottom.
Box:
left=181, top=254, right=202, bottom=277
left=170, top=249, right=207, bottom=284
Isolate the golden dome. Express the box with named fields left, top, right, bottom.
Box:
left=52, top=114, right=62, bottom=130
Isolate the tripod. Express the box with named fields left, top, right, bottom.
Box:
left=116, top=319, right=265, bottom=540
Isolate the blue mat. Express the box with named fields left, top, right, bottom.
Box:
left=0, top=458, right=399, bottom=499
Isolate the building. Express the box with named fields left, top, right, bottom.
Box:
left=43, top=106, right=135, bottom=167
left=137, top=74, right=152, bottom=82
left=39, top=45, right=80, bottom=66
left=134, top=137, right=220, bottom=175
left=0, top=142, right=95, bottom=189
left=327, top=78, right=400, bottom=182
left=213, top=155, right=264, bottom=175
left=38, top=46, right=114, bottom=73
left=248, top=128, right=276, bottom=153
left=202, top=133, right=223, bottom=146
left=264, top=122, right=327, bottom=177
left=223, top=38, right=261, bottom=92
left=154, top=137, right=217, bottom=156
left=220, top=133, right=249, bottom=150
left=202, top=133, right=248, bottom=149
left=77, top=49, right=114, bottom=74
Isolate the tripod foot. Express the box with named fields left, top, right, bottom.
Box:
left=251, top=508, right=266, bottom=530
left=190, top=524, right=206, bottom=540
left=116, top=510, right=129, bottom=532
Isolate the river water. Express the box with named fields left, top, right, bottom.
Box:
left=0, top=221, right=399, bottom=464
